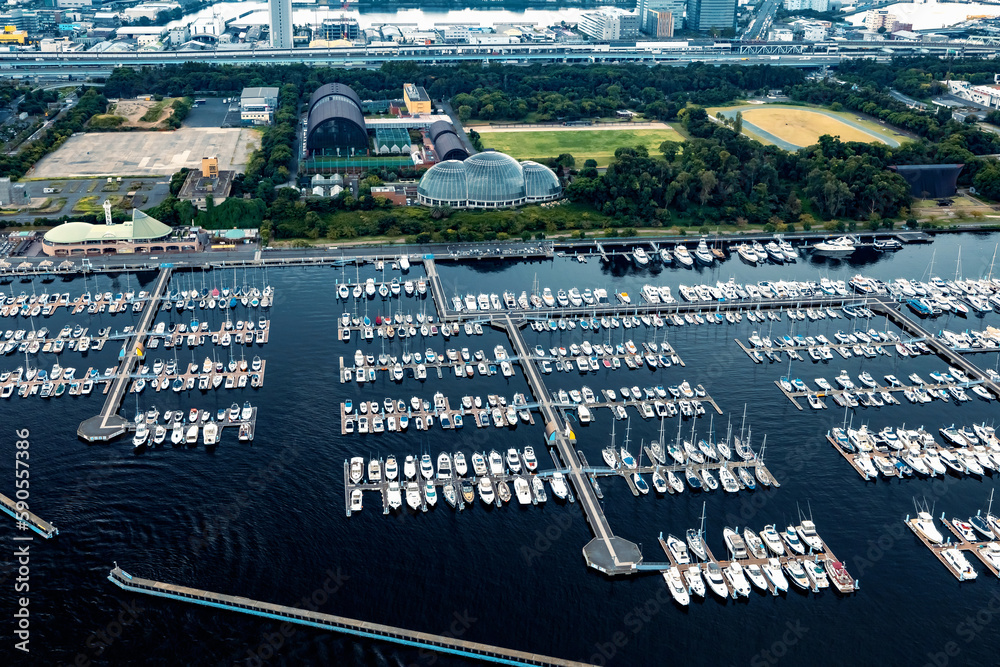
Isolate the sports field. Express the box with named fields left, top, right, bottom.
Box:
left=712, top=105, right=904, bottom=151
left=743, top=108, right=882, bottom=146
left=472, top=126, right=682, bottom=167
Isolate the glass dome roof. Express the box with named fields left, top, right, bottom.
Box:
left=417, top=160, right=468, bottom=204
left=521, top=161, right=562, bottom=200
left=464, top=151, right=525, bottom=204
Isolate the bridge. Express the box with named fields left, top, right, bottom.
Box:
left=107, top=566, right=591, bottom=666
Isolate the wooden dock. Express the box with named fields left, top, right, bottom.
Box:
left=107, top=566, right=590, bottom=667
left=905, top=516, right=994, bottom=581
left=0, top=492, right=58, bottom=538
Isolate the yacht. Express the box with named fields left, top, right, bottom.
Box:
left=202, top=421, right=218, bottom=446
left=673, top=245, right=694, bottom=267
left=471, top=452, right=488, bottom=476
left=405, top=482, right=422, bottom=510
left=783, top=559, right=810, bottom=590
left=704, top=562, right=729, bottom=599
left=760, top=524, right=785, bottom=555
left=725, top=562, right=752, bottom=598
left=796, top=520, right=824, bottom=552
left=632, top=247, right=650, bottom=267
left=514, top=477, right=532, bottom=505
left=550, top=472, right=568, bottom=500
left=403, top=455, right=417, bottom=480
left=666, top=534, right=690, bottom=564
left=419, top=454, right=434, bottom=480
left=813, top=236, right=857, bottom=255
left=478, top=478, right=495, bottom=505
left=764, top=558, right=789, bottom=592
left=908, top=511, right=945, bottom=545
left=942, top=549, right=978, bottom=581
left=663, top=567, right=690, bottom=606
left=693, top=238, right=714, bottom=265
left=386, top=482, right=402, bottom=510
left=488, top=450, right=504, bottom=475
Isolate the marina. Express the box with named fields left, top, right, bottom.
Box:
left=826, top=422, right=1000, bottom=481
left=10, top=231, right=1000, bottom=665
left=906, top=506, right=1000, bottom=581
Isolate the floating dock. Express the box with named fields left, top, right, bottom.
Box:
left=107, top=566, right=589, bottom=667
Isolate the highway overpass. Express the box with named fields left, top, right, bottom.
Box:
left=0, top=38, right=995, bottom=77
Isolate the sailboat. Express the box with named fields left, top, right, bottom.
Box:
left=686, top=502, right=708, bottom=561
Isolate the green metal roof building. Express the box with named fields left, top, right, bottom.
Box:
left=42, top=210, right=199, bottom=256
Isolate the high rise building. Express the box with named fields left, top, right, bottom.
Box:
left=269, top=0, right=293, bottom=48
left=645, top=10, right=675, bottom=37
left=686, top=0, right=736, bottom=32
left=637, top=0, right=686, bottom=32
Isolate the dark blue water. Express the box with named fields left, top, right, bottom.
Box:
left=4, top=235, right=1000, bottom=666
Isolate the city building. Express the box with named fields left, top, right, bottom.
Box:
left=783, top=0, right=829, bottom=12
left=0, top=25, right=27, bottom=44
left=123, top=3, right=179, bottom=22
left=638, top=0, right=685, bottom=32
left=403, top=83, right=432, bottom=115
left=428, top=121, right=469, bottom=162
left=178, top=157, right=235, bottom=210
left=306, top=83, right=368, bottom=156
left=645, top=10, right=675, bottom=37
left=577, top=8, right=641, bottom=41
left=316, top=17, right=360, bottom=41
left=865, top=9, right=897, bottom=32
left=416, top=150, right=560, bottom=209
left=687, top=0, right=737, bottom=32
left=240, top=86, right=280, bottom=125
left=42, top=207, right=197, bottom=256
left=269, top=0, right=292, bottom=48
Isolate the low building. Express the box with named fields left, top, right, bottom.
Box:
left=240, top=86, right=280, bottom=125
left=42, top=208, right=198, bottom=256
left=403, top=83, right=431, bottom=115
left=370, top=185, right=408, bottom=206
left=0, top=26, right=27, bottom=44
left=178, top=157, right=235, bottom=210
left=0, top=177, right=29, bottom=207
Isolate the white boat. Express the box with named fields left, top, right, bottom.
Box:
left=514, top=477, right=532, bottom=505
left=796, top=520, right=824, bottom=552
left=406, top=482, right=422, bottom=510
left=725, top=562, right=752, bottom=597
left=478, top=477, right=495, bottom=504
left=387, top=482, right=402, bottom=509
left=350, top=489, right=363, bottom=512
left=350, top=457, right=364, bottom=483
left=764, top=558, right=789, bottom=592
left=942, top=548, right=978, bottom=581
left=385, top=456, right=398, bottom=481
left=909, top=511, right=945, bottom=545
left=704, top=562, right=729, bottom=599
left=666, top=534, right=690, bottom=564
left=202, top=421, right=218, bottom=446
left=550, top=472, right=568, bottom=500
left=783, top=559, right=810, bottom=590
left=663, top=566, right=690, bottom=606
left=684, top=565, right=706, bottom=597
left=813, top=236, right=856, bottom=255
left=761, top=524, right=785, bottom=555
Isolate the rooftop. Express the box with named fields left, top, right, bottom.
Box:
left=241, top=86, right=279, bottom=101
left=43, top=210, right=171, bottom=245
left=404, top=83, right=430, bottom=103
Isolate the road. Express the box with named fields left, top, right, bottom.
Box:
left=743, top=0, right=780, bottom=41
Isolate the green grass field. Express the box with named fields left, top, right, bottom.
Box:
left=475, top=127, right=682, bottom=167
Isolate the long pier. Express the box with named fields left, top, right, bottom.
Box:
left=501, top=314, right=641, bottom=575
left=107, top=566, right=591, bottom=666
left=0, top=492, right=58, bottom=538
left=77, top=266, right=172, bottom=441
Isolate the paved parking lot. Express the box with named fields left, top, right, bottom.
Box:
left=1, top=177, right=170, bottom=224
left=31, top=126, right=260, bottom=178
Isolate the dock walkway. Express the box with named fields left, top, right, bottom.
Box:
left=0, top=492, right=57, bottom=538
left=77, top=266, right=172, bottom=441
left=501, top=314, right=641, bottom=575
left=107, top=566, right=590, bottom=666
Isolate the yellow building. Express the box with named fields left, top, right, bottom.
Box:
left=0, top=26, right=27, bottom=45
left=403, top=83, right=431, bottom=115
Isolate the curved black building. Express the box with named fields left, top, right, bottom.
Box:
left=428, top=121, right=469, bottom=162
left=306, top=84, right=368, bottom=156
left=308, top=83, right=363, bottom=116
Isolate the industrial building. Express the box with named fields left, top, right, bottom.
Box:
left=416, top=150, right=560, bottom=209
left=306, top=83, right=369, bottom=156
left=240, top=87, right=280, bottom=125
left=428, top=121, right=469, bottom=162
